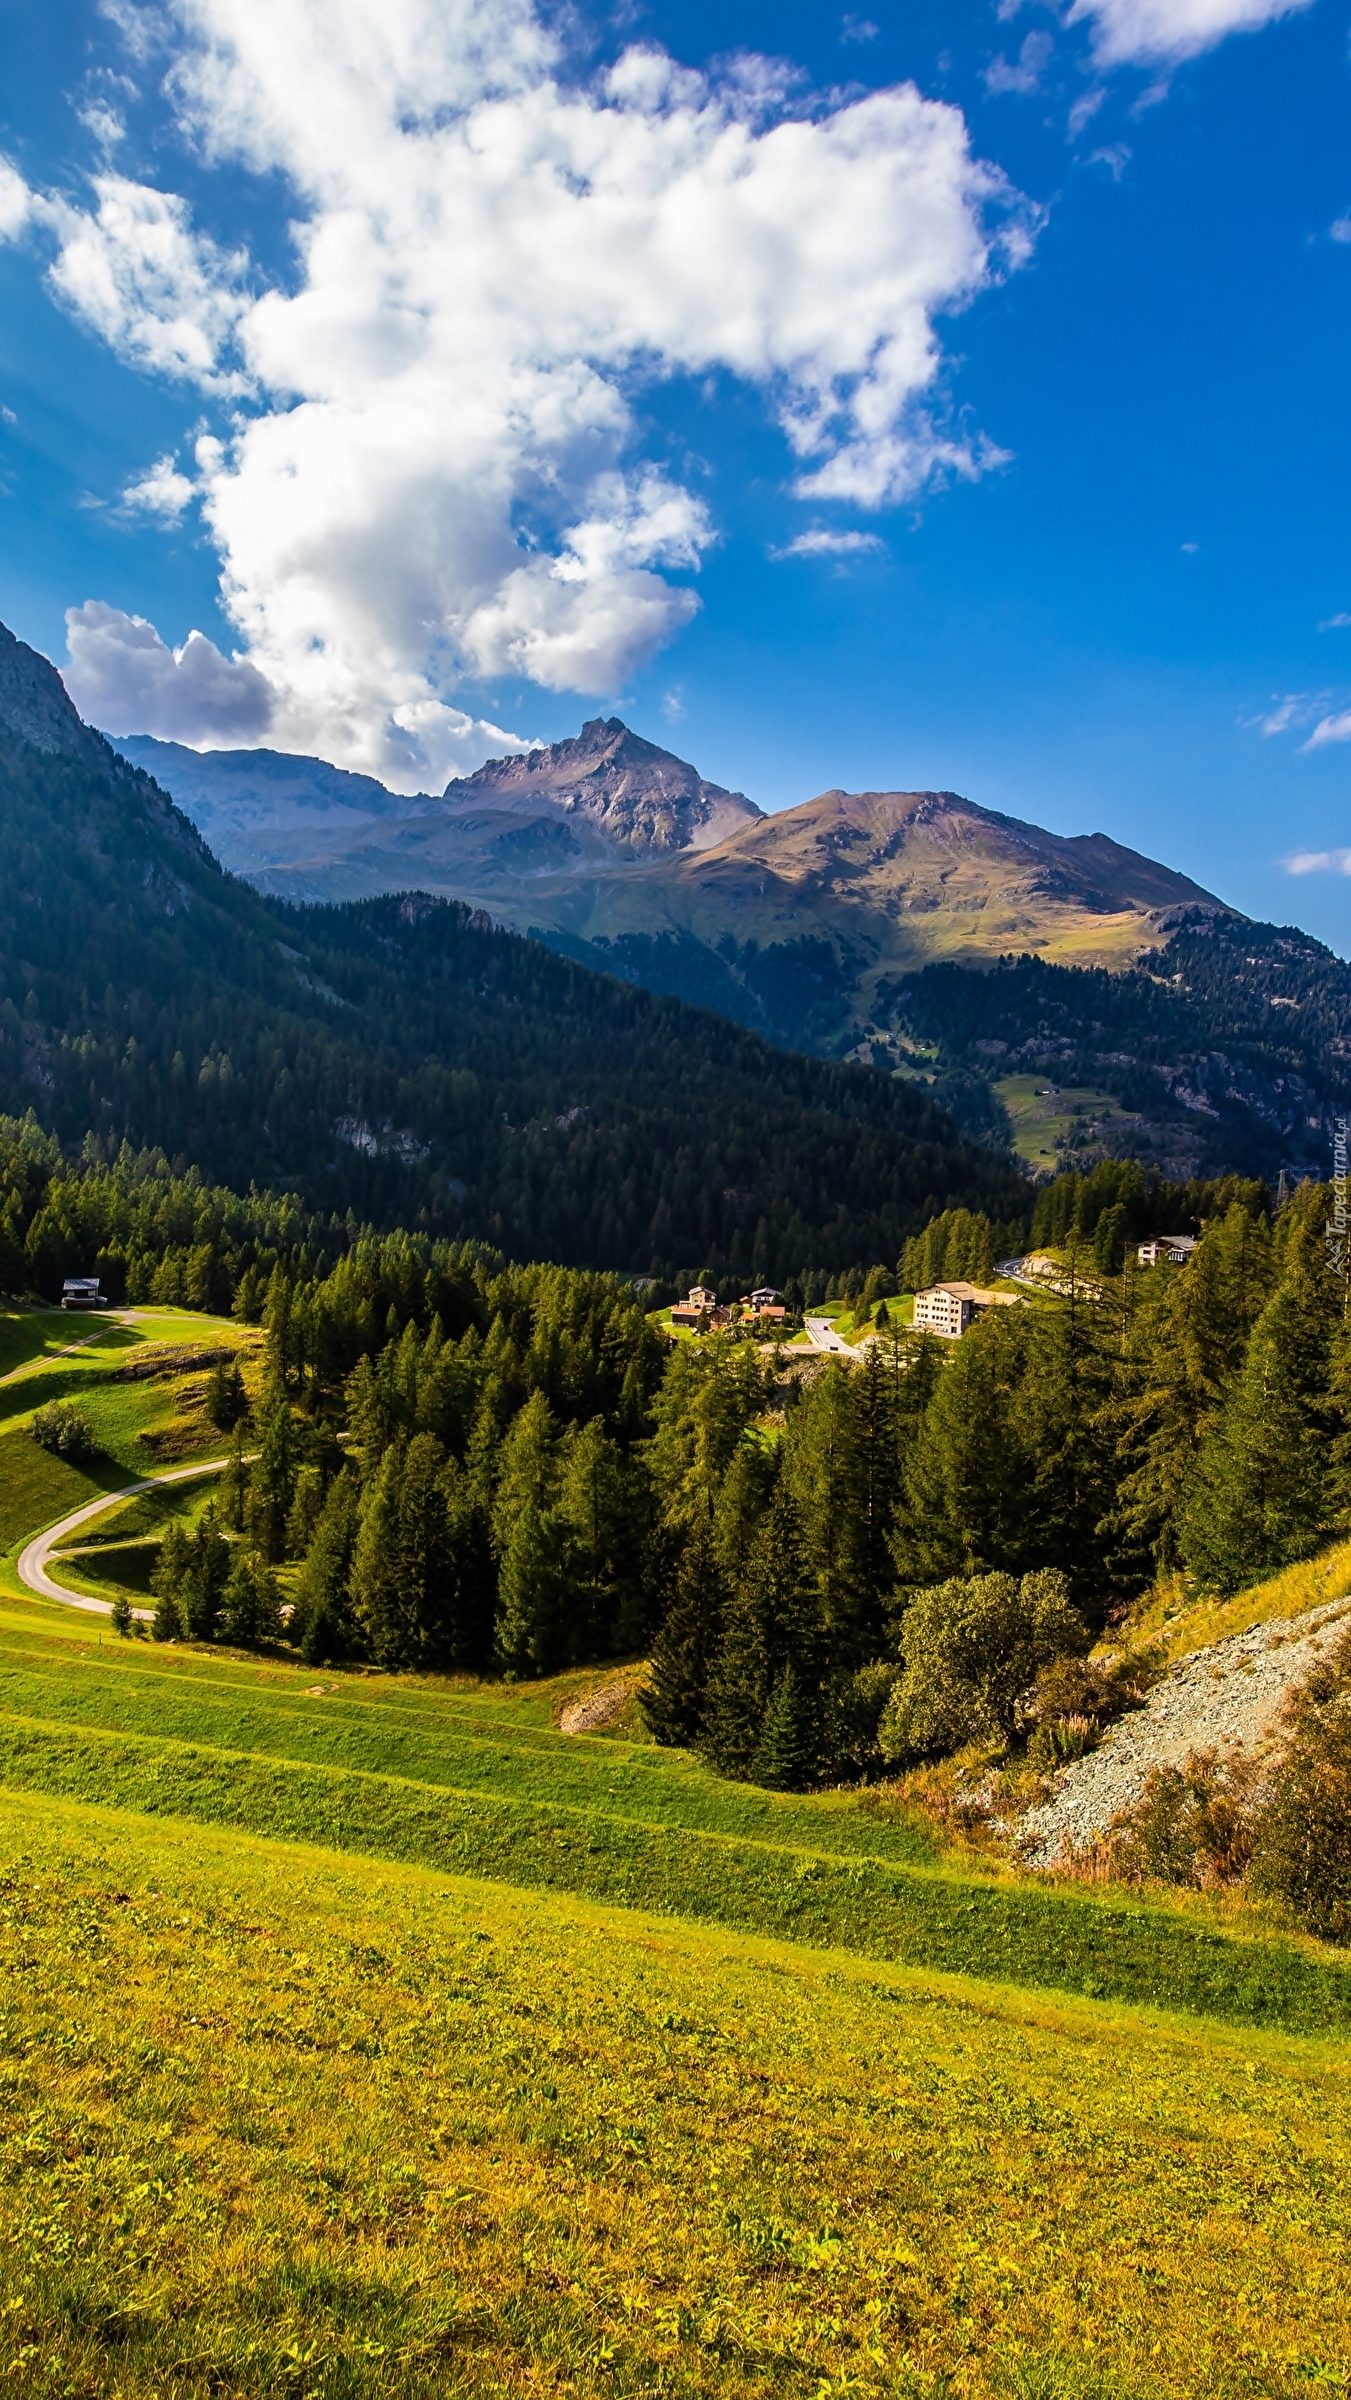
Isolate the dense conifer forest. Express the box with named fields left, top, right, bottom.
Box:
left=0, top=729, right=1025, bottom=1280
left=11, top=1115, right=1340, bottom=1809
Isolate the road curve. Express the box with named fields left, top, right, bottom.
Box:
left=803, top=1316, right=862, bottom=1359
left=16, top=1458, right=231, bottom=1621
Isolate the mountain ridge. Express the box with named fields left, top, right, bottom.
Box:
left=0, top=618, right=1024, bottom=1276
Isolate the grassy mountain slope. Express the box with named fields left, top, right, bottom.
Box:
left=0, top=624, right=1024, bottom=1277
left=5, top=1788, right=1348, bottom=2399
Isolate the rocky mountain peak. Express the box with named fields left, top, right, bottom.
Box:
left=442, top=715, right=762, bottom=855
left=0, top=621, right=105, bottom=768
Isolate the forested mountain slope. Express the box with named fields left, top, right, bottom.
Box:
left=0, top=623, right=1023, bottom=1278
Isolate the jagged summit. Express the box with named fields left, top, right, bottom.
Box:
left=0, top=621, right=105, bottom=767
left=443, top=716, right=762, bottom=854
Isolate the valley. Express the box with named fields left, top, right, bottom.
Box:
left=108, top=704, right=1351, bottom=1185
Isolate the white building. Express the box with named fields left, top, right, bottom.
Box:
left=1137, top=1235, right=1198, bottom=1267
left=913, top=1281, right=985, bottom=1338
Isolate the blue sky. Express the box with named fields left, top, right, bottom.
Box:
left=3, top=0, right=1351, bottom=946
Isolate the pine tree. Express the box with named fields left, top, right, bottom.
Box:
left=395, top=1430, right=454, bottom=1663
left=350, top=1447, right=410, bottom=1667
left=641, top=1516, right=726, bottom=1747
left=182, top=1505, right=230, bottom=1642
left=750, top=1663, right=820, bottom=1791
left=247, top=1384, right=297, bottom=1563
left=557, top=1415, right=636, bottom=1657
left=293, top=1470, right=359, bottom=1663
left=219, top=1423, right=250, bottom=1533
left=492, top=1389, right=558, bottom=1556
left=1180, top=1211, right=1340, bottom=1593
left=700, top=1487, right=820, bottom=1779
left=110, top=1588, right=133, bottom=1639
left=150, top=1521, right=190, bottom=1642
left=895, top=1309, right=1029, bottom=1583
left=204, top=1354, right=247, bottom=1432
left=495, top=1494, right=565, bottom=1674
left=220, top=1550, right=282, bottom=1647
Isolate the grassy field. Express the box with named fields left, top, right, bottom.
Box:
left=992, top=1077, right=1145, bottom=1173
left=1, top=1309, right=1350, bottom=2394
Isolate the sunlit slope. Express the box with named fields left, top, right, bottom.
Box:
left=0, top=1604, right=1346, bottom=2036
left=1, top=1791, right=1348, bottom=2399
left=522, top=785, right=1225, bottom=980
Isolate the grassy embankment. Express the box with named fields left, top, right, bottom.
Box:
left=991, top=1075, right=1145, bottom=1173
left=1, top=1309, right=1350, bottom=2392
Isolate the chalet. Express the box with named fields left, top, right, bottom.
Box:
left=749, top=1287, right=784, bottom=1309
left=669, top=1284, right=722, bottom=1331
left=60, top=1277, right=105, bottom=1311
left=912, top=1281, right=1021, bottom=1339
left=1137, top=1235, right=1198, bottom=1267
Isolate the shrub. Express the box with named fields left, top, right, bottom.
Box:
left=1097, top=1750, right=1259, bottom=1890
left=28, top=1400, right=97, bottom=1462
left=1023, top=1650, right=1158, bottom=1770
left=879, top=1570, right=1088, bottom=1764
left=1251, top=1629, right=1351, bottom=1942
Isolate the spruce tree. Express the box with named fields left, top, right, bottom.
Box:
left=750, top=1663, right=820, bottom=1791
left=220, top=1551, right=282, bottom=1648
left=150, top=1521, right=190, bottom=1642
left=110, top=1589, right=133, bottom=1639
left=641, top=1516, right=726, bottom=1747
left=350, top=1447, right=410, bottom=1666
left=700, top=1486, right=820, bottom=1779
left=495, top=1495, right=564, bottom=1674
left=293, top=1470, right=359, bottom=1663
left=396, top=1430, right=453, bottom=1663
left=1180, top=1212, right=1339, bottom=1593
left=205, top=1354, right=247, bottom=1432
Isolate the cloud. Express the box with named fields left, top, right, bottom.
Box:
left=1285, top=848, right=1351, bottom=875
left=984, top=31, right=1055, bottom=94
left=1319, top=612, right=1351, bottom=630
left=1304, top=709, right=1351, bottom=750
left=63, top=599, right=276, bottom=743
left=1068, top=88, right=1107, bottom=136
left=1253, top=692, right=1321, bottom=736
left=122, top=452, right=196, bottom=518
left=841, top=16, right=880, bottom=42
left=771, top=526, right=887, bottom=558
left=5, top=0, right=1033, bottom=786
left=0, top=160, right=32, bottom=243
left=1331, top=215, right=1351, bottom=244
left=1067, top=0, right=1313, bottom=68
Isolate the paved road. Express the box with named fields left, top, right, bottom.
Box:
left=803, top=1316, right=862, bottom=1359
left=16, top=1458, right=231, bottom=1622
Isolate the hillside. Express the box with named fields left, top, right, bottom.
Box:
left=0, top=622, right=1024, bottom=1278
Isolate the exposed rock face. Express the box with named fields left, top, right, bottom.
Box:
left=0, top=623, right=105, bottom=766
left=441, top=717, right=761, bottom=854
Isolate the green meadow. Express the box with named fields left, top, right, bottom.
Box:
left=0, top=1309, right=1349, bottom=2395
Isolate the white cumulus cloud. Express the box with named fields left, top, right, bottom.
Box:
left=1067, top=0, right=1313, bottom=68
left=14, top=0, right=1034, bottom=783
left=122, top=452, right=196, bottom=518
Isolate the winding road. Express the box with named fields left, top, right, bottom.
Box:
left=803, top=1316, right=863, bottom=1359
left=16, top=1458, right=231, bottom=1621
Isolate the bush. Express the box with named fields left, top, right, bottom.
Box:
left=1251, top=1630, right=1351, bottom=1941
left=1097, top=1750, right=1258, bottom=1890
left=879, top=1570, right=1088, bottom=1764
left=29, top=1400, right=97, bottom=1462
left=1023, top=1650, right=1158, bottom=1770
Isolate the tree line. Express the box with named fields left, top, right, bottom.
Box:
left=134, top=1175, right=1347, bottom=1798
